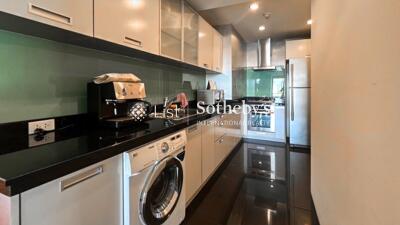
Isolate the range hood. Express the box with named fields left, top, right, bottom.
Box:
left=253, top=38, right=276, bottom=71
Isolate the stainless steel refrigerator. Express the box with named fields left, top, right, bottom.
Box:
left=286, top=58, right=311, bottom=147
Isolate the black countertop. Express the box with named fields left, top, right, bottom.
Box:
left=0, top=112, right=218, bottom=196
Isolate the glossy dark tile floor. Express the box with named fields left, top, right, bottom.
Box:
left=182, top=140, right=316, bottom=225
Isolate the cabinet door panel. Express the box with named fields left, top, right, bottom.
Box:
left=185, top=125, right=202, bottom=203
left=214, top=135, right=226, bottom=167
left=0, top=0, right=93, bottom=36
left=183, top=3, right=199, bottom=65
left=21, top=155, right=122, bottom=225
left=213, top=30, right=223, bottom=72
left=285, top=39, right=311, bottom=59
left=161, top=0, right=182, bottom=60
left=94, top=0, right=160, bottom=55
left=201, top=120, right=215, bottom=182
left=198, top=17, right=213, bottom=69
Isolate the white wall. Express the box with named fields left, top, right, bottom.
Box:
left=311, top=0, right=400, bottom=225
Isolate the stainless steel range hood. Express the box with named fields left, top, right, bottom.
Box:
left=253, top=38, right=276, bottom=71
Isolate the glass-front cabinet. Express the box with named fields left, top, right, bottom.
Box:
left=160, top=0, right=183, bottom=60
left=183, top=3, right=199, bottom=65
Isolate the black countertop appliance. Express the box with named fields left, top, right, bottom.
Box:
left=87, top=82, right=151, bottom=129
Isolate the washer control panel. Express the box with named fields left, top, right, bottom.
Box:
left=157, top=130, right=186, bottom=159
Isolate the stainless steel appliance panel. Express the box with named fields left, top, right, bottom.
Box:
left=289, top=58, right=311, bottom=88
left=289, top=88, right=310, bottom=146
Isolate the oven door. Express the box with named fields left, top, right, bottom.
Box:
left=247, top=110, right=276, bottom=132
left=140, top=156, right=183, bottom=225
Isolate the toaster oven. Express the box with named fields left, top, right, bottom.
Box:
left=197, top=90, right=224, bottom=105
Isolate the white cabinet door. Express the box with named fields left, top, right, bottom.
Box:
left=285, top=39, right=311, bottom=59
left=0, top=0, right=93, bottom=36
left=160, top=0, right=183, bottom=60
left=212, top=29, right=223, bottom=72
left=214, top=134, right=233, bottom=167
left=201, top=118, right=215, bottom=182
left=185, top=125, right=202, bottom=204
left=274, top=106, right=286, bottom=141
left=20, top=155, right=122, bottom=225
left=94, top=0, right=160, bottom=55
left=214, top=135, right=225, bottom=167
left=183, top=3, right=199, bottom=65
left=198, top=17, right=214, bottom=69
left=214, top=114, right=225, bottom=141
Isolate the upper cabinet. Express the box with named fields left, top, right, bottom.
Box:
left=0, top=0, right=93, bottom=36
left=286, top=39, right=311, bottom=59
left=160, top=0, right=183, bottom=60
left=198, top=17, right=214, bottom=70
left=183, top=3, right=199, bottom=65
left=0, top=0, right=224, bottom=73
left=212, top=29, right=223, bottom=72
left=94, top=0, right=160, bottom=55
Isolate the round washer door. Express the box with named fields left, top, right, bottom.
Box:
left=140, top=156, right=184, bottom=225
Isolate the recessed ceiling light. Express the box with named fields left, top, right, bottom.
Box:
left=250, top=2, right=259, bottom=11
left=259, top=25, right=266, bottom=31
left=307, top=19, right=313, bottom=25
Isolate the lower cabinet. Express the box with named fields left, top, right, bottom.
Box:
left=186, top=115, right=243, bottom=205
left=20, top=155, right=122, bottom=225
left=201, top=118, right=215, bottom=183
left=214, top=134, right=227, bottom=167
left=185, top=124, right=203, bottom=204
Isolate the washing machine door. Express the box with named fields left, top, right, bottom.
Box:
left=140, top=155, right=184, bottom=225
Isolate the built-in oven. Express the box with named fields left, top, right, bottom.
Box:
left=247, top=104, right=275, bottom=133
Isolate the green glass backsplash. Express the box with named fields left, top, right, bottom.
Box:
left=246, top=68, right=285, bottom=97
left=0, top=30, right=205, bottom=123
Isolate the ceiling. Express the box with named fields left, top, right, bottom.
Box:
left=187, top=0, right=311, bottom=43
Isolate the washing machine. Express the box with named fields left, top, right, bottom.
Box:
left=123, top=130, right=186, bottom=225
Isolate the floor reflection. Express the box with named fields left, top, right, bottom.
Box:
left=183, top=140, right=313, bottom=225
left=183, top=142, right=317, bottom=225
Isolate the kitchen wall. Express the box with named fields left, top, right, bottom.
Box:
left=207, top=25, right=247, bottom=99
left=311, top=0, right=400, bottom=224
left=0, top=30, right=206, bottom=123
left=246, top=69, right=285, bottom=97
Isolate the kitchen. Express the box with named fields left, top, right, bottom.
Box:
left=1, top=1, right=399, bottom=225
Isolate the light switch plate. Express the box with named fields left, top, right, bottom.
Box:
left=28, top=119, right=55, bottom=134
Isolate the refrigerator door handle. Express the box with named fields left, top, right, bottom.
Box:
left=291, top=64, right=295, bottom=121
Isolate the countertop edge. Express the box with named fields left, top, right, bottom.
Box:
left=0, top=113, right=217, bottom=196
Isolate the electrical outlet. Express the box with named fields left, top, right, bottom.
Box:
left=28, top=119, right=55, bottom=134
left=29, top=132, right=55, bottom=147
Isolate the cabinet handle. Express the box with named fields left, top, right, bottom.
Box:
left=256, top=146, right=266, bottom=150
left=60, top=166, right=103, bottom=191
left=124, top=36, right=143, bottom=47
left=203, top=63, right=209, bottom=68
left=218, top=137, right=224, bottom=143
left=28, top=3, right=72, bottom=25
